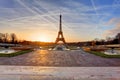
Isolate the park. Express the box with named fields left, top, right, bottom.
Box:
left=0, top=0, right=120, bottom=79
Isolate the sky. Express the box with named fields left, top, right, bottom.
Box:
left=0, top=0, right=120, bottom=42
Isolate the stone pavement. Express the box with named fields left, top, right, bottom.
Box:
left=0, top=66, right=120, bottom=80
left=0, top=50, right=120, bottom=66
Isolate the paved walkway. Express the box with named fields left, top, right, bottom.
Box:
left=0, top=50, right=120, bottom=66
left=0, top=66, right=120, bottom=80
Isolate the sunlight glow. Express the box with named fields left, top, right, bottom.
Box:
left=30, top=33, right=53, bottom=42
left=38, top=35, right=49, bottom=42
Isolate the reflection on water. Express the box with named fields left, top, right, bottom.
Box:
left=0, top=49, right=16, bottom=54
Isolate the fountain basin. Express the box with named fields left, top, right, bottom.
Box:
left=53, top=44, right=69, bottom=51
left=104, top=50, right=120, bottom=55
left=0, top=49, right=17, bottom=54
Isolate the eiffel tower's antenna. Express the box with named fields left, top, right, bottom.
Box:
left=59, top=8, right=62, bottom=32
left=59, top=14, right=62, bottom=32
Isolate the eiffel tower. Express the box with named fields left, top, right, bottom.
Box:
left=55, top=14, right=66, bottom=44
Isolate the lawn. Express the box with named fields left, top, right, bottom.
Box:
left=87, top=51, right=120, bottom=58
left=0, top=49, right=33, bottom=57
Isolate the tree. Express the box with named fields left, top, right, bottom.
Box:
left=100, top=39, right=105, bottom=45
left=116, top=33, right=120, bottom=44
left=0, top=33, right=3, bottom=43
left=3, top=33, right=9, bottom=43
left=94, top=38, right=99, bottom=45
left=10, top=33, right=17, bottom=44
left=106, top=36, right=112, bottom=45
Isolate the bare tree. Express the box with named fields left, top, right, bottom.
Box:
left=94, top=38, right=99, bottom=42
left=100, top=39, right=105, bottom=45
left=3, top=33, right=9, bottom=43
left=10, top=33, right=17, bottom=44
left=0, top=33, right=3, bottom=42
left=106, top=36, right=112, bottom=45
left=93, top=38, right=99, bottom=46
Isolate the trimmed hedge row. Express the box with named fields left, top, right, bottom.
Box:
left=87, top=51, right=120, bottom=58
left=0, top=50, right=33, bottom=57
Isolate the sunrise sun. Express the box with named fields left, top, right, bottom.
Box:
left=38, top=35, right=49, bottom=42
left=30, top=33, right=54, bottom=42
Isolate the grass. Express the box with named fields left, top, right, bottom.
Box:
left=87, top=51, right=120, bottom=58
left=0, top=49, right=33, bottom=57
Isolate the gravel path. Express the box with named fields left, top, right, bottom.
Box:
left=0, top=49, right=120, bottom=66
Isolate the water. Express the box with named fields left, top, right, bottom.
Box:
left=104, top=50, right=120, bottom=55
left=53, top=44, right=70, bottom=51
left=0, top=49, right=16, bottom=54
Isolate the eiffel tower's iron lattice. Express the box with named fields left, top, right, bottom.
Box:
left=55, top=15, right=66, bottom=44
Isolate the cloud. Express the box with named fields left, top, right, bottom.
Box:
left=105, top=18, right=120, bottom=25
left=0, top=0, right=119, bottom=41
left=103, top=18, right=120, bottom=37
